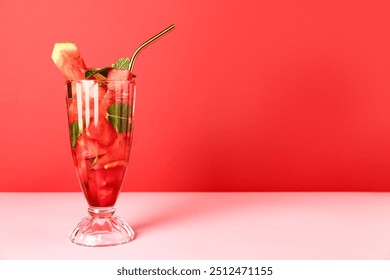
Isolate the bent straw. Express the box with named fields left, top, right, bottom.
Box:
left=128, top=24, right=175, bottom=72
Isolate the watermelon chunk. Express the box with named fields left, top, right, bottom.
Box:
left=76, top=134, right=108, bottom=159
left=107, top=68, right=133, bottom=80
left=99, top=89, right=116, bottom=114
left=92, top=134, right=129, bottom=169
left=86, top=115, right=116, bottom=146
left=106, top=68, right=133, bottom=91
left=52, top=42, right=87, bottom=80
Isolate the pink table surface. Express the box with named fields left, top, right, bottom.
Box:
left=1, top=192, right=390, bottom=260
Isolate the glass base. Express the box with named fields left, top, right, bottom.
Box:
left=69, top=207, right=135, bottom=247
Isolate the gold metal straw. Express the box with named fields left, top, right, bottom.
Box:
left=128, top=24, right=175, bottom=71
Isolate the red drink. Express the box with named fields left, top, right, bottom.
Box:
left=66, top=80, right=135, bottom=207
left=52, top=24, right=175, bottom=246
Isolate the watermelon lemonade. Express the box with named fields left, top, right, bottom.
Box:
left=52, top=42, right=137, bottom=246
left=52, top=25, right=175, bottom=247
left=67, top=79, right=134, bottom=208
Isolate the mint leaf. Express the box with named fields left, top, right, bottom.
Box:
left=69, top=122, right=82, bottom=147
left=112, top=58, right=130, bottom=70
left=106, top=103, right=131, bottom=133
left=85, top=67, right=110, bottom=79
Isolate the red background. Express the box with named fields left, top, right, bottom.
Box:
left=1, top=0, right=390, bottom=192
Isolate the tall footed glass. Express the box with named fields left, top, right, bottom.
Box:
left=66, top=79, right=136, bottom=246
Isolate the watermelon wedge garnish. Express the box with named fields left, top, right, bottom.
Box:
left=51, top=42, right=88, bottom=80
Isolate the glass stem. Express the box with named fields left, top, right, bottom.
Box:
left=88, top=207, right=116, bottom=218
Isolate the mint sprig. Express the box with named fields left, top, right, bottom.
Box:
left=112, top=58, right=130, bottom=69
left=106, top=103, right=131, bottom=133
left=85, top=67, right=110, bottom=79
left=69, top=122, right=82, bottom=147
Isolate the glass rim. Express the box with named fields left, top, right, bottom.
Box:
left=66, top=79, right=136, bottom=83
